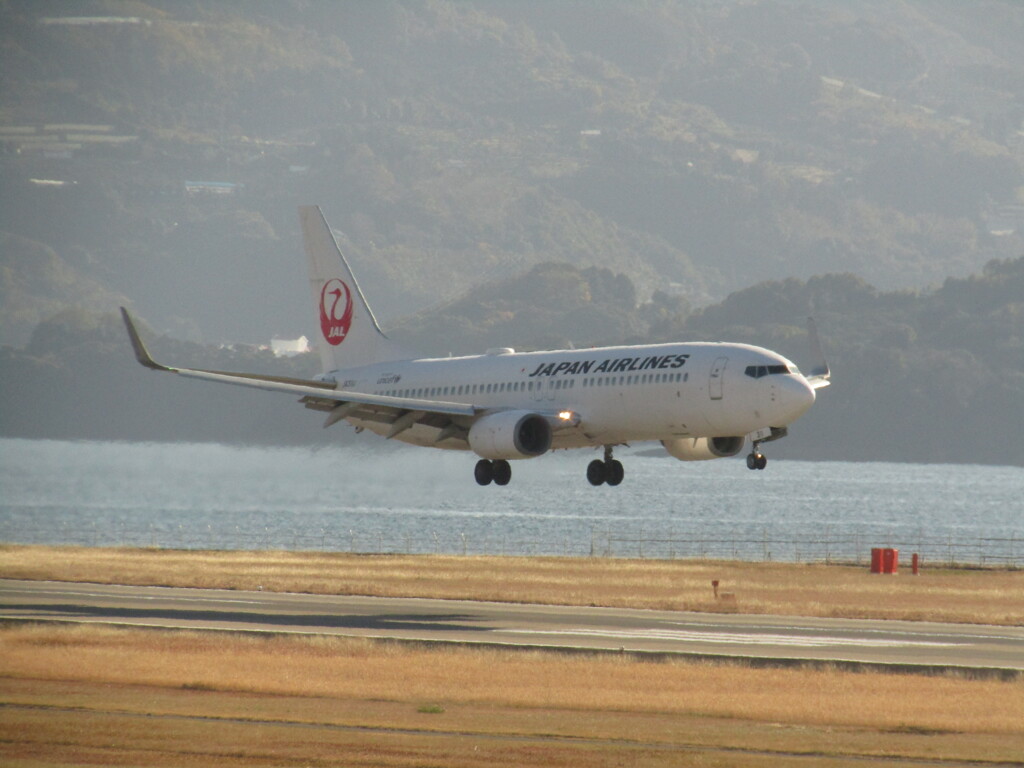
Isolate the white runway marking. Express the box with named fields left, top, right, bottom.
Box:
left=4, top=586, right=264, bottom=606
left=502, top=628, right=958, bottom=648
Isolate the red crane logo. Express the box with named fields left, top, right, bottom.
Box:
left=319, top=278, right=353, bottom=346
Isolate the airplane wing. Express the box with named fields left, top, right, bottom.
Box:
left=121, top=308, right=477, bottom=434
left=122, top=308, right=581, bottom=444
left=805, top=317, right=831, bottom=390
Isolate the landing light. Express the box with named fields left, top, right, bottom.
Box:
left=548, top=410, right=579, bottom=428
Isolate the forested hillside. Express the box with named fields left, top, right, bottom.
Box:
left=2, top=257, right=1020, bottom=466
left=2, top=0, right=1022, bottom=347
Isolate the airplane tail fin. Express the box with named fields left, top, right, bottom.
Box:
left=300, top=205, right=404, bottom=373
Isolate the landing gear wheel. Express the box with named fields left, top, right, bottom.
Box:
left=474, top=459, right=494, bottom=486
left=746, top=452, right=767, bottom=470
left=587, top=459, right=607, bottom=486
left=605, top=459, right=624, bottom=486
left=492, top=459, right=512, bottom=486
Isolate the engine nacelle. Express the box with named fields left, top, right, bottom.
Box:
left=468, top=410, right=553, bottom=460
left=661, top=436, right=745, bottom=461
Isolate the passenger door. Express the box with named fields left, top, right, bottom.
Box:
left=708, top=356, right=728, bottom=400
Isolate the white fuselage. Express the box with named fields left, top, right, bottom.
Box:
left=122, top=206, right=829, bottom=483
left=328, top=341, right=816, bottom=451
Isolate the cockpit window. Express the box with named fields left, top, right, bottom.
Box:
left=745, top=364, right=792, bottom=379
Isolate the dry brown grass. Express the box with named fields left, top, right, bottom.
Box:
left=2, top=544, right=1022, bottom=625
left=2, top=623, right=1022, bottom=767
left=4, top=623, right=1020, bottom=733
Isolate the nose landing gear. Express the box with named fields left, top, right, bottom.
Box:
left=745, top=426, right=789, bottom=471
left=746, top=449, right=767, bottom=470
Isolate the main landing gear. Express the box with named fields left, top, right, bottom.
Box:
left=474, top=458, right=511, bottom=486
left=587, top=446, right=624, bottom=487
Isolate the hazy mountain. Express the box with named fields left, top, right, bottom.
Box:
left=2, top=2, right=1023, bottom=464
left=2, top=0, right=1022, bottom=348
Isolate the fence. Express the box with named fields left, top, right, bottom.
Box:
left=4, top=523, right=1021, bottom=568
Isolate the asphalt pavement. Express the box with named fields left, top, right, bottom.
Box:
left=2, top=579, right=1021, bottom=677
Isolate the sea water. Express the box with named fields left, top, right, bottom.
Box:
left=1, top=439, right=1021, bottom=565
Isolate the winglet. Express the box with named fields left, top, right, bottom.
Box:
left=120, top=307, right=172, bottom=372
left=806, top=317, right=831, bottom=389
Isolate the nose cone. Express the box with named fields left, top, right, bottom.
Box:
left=777, top=375, right=816, bottom=423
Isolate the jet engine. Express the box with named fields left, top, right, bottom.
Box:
left=468, top=410, right=553, bottom=460
left=661, top=436, right=745, bottom=461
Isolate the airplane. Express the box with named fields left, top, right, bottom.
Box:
left=121, top=205, right=830, bottom=487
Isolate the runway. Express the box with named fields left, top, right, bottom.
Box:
left=2, top=579, right=1021, bottom=676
